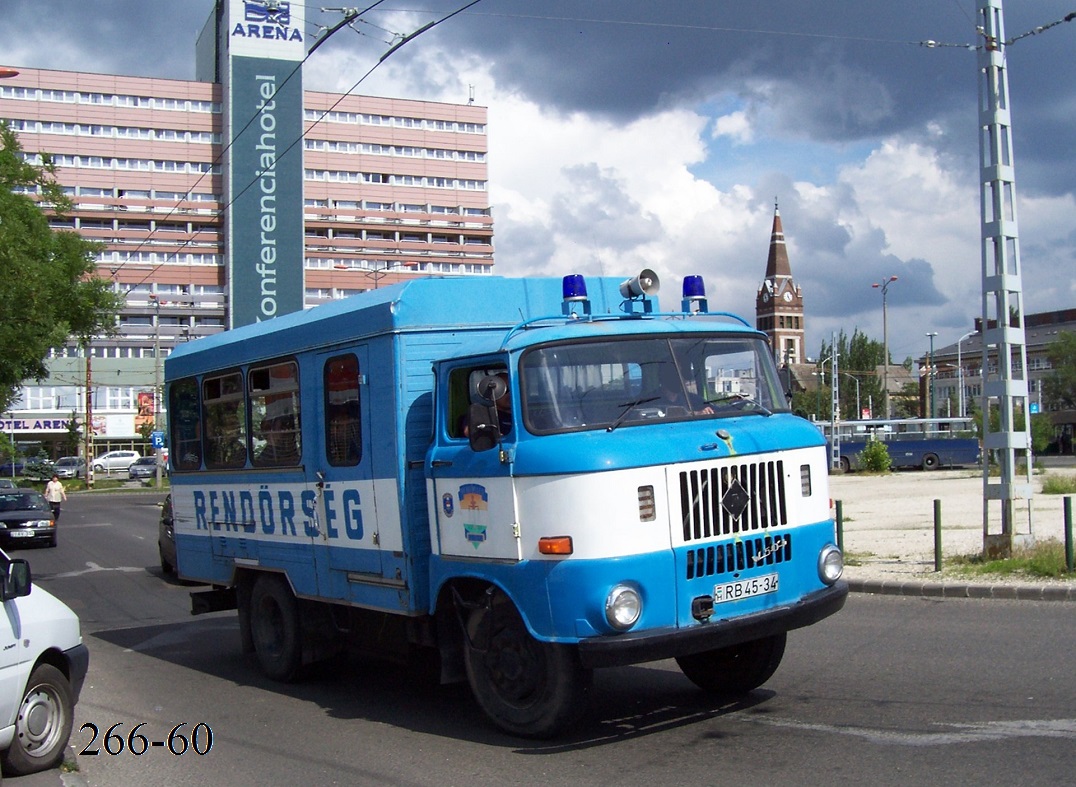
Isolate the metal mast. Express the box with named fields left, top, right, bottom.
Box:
left=976, top=0, right=1032, bottom=557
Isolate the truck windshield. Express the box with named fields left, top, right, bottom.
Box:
left=520, top=334, right=788, bottom=434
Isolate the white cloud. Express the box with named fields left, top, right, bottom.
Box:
left=712, top=110, right=754, bottom=144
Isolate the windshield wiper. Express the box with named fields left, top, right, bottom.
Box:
left=704, top=393, right=773, bottom=416
left=606, top=396, right=660, bottom=432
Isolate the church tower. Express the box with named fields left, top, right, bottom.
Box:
left=755, top=202, right=805, bottom=366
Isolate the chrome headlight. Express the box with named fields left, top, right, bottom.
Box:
left=818, top=544, right=844, bottom=585
left=605, top=585, right=642, bottom=631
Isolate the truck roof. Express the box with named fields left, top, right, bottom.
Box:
left=166, top=275, right=759, bottom=377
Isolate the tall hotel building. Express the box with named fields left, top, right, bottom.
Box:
left=0, top=0, right=492, bottom=456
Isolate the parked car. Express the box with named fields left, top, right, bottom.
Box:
left=0, top=489, right=57, bottom=548
left=0, top=460, right=26, bottom=477
left=0, top=550, right=89, bottom=775
left=158, top=493, right=175, bottom=574
left=52, top=456, right=86, bottom=479
left=91, top=450, right=141, bottom=473
left=128, top=456, right=158, bottom=480
left=0, top=479, right=16, bottom=489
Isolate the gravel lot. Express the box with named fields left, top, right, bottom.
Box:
left=829, top=467, right=1075, bottom=582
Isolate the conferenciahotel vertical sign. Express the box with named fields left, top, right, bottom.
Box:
left=224, top=0, right=306, bottom=327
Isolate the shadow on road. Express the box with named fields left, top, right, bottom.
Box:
left=91, top=618, right=776, bottom=750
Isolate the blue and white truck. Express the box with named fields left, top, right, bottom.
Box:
left=165, top=271, right=847, bottom=737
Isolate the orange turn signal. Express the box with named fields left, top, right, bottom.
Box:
left=538, top=536, right=573, bottom=555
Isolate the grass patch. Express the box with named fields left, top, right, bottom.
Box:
left=1041, top=473, right=1076, bottom=495
left=841, top=551, right=875, bottom=567
left=947, top=539, right=1074, bottom=580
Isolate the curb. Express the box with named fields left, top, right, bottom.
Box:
left=847, top=578, right=1076, bottom=602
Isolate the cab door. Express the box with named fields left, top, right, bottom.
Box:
left=310, top=349, right=385, bottom=598
left=428, top=359, right=521, bottom=561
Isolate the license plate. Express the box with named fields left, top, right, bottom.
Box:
left=9, top=530, right=34, bottom=538
left=713, top=573, right=779, bottom=604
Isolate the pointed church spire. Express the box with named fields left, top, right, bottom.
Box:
left=765, top=201, right=792, bottom=279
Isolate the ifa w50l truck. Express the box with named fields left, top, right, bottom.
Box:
left=165, top=271, right=846, bottom=737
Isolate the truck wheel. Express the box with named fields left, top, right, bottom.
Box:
left=464, top=591, right=591, bottom=738
left=1, top=664, right=74, bottom=776
left=675, top=633, right=786, bottom=697
left=922, top=453, right=940, bottom=471
left=250, top=574, right=303, bottom=682
left=839, top=457, right=851, bottom=473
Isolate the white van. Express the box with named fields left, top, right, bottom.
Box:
left=0, top=551, right=89, bottom=776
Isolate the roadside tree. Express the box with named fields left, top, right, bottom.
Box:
left=0, top=121, right=121, bottom=413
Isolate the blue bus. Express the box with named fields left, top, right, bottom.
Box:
left=820, top=417, right=981, bottom=471
left=165, top=271, right=847, bottom=737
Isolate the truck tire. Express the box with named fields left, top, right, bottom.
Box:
left=463, top=591, right=591, bottom=738
left=675, top=633, right=786, bottom=697
left=250, top=574, right=303, bottom=682
left=1, top=664, right=74, bottom=776
left=922, top=453, right=940, bottom=471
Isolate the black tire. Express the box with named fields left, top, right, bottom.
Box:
left=922, top=453, right=940, bottom=471
left=92, top=463, right=104, bottom=473
left=1, top=664, right=74, bottom=776
left=159, top=549, right=173, bottom=574
left=250, top=574, right=303, bottom=682
left=675, top=633, right=787, bottom=697
left=839, top=456, right=851, bottom=473
left=48, top=535, right=57, bottom=548
left=463, top=591, right=591, bottom=738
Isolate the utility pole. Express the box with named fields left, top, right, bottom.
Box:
left=84, top=343, right=94, bottom=488
left=977, top=0, right=1033, bottom=558
left=872, top=276, right=898, bottom=418
left=830, top=336, right=840, bottom=470
left=926, top=332, right=938, bottom=419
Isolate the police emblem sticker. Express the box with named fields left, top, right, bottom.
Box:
left=458, top=483, right=488, bottom=549
left=442, top=493, right=454, bottom=518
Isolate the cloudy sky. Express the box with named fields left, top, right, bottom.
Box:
left=2, top=1, right=1073, bottom=362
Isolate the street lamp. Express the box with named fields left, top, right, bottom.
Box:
left=925, top=332, right=938, bottom=420
left=872, top=276, right=898, bottom=418
left=956, top=331, right=975, bottom=418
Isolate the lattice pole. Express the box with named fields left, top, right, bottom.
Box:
left=977, top=0, right=1033, bottom=557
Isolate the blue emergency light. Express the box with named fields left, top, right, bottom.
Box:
left=681, top=274, right=709, bottom=313
left=562, top=274, right=591, bottom=317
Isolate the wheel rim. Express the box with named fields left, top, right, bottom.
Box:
left=484, top=625, right=544, bottom=704
left=16, top=684, right=66, bottom=761
left=254, top=597, right=285, bottom=658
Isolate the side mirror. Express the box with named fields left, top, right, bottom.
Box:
left=2, top=558, right=32, bottom=601
left=467, top=402, right=500, bottom=452
left=474, top=373, right=507, bottom=405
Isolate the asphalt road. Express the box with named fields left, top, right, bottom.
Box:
left=6, top=491, right=1075, bottom=786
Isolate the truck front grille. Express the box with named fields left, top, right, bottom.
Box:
left=686, top=533, right=793, bottom=580
left=678, top=459, right=787, bottom=542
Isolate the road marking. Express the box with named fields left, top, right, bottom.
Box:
left=48, top=562, right=145, bottom=578
left=741, top=716, right=1076, bottom=745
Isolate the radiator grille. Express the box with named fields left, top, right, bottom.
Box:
left=686, top=533, right=793, bottom=580
left=678, top=459, right=787, bottom=542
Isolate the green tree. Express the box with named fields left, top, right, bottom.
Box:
left=62, top=412, right=82, bottom=457
left=0, top=121, right=121, bottom=413
left=1041, top=331, right=1076, bottom=410
left=817, top=329, right=886, bottom=420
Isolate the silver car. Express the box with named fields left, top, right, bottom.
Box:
left=127, top=456, right=158, bottom=480
left=53, top=457, right=85, bottom=479
left=92, top=450, right=141, bottom=473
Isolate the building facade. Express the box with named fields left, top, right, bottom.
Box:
left=0, top=1, right=492, bottom=459
left=923, top=309, right=1074, bottom=453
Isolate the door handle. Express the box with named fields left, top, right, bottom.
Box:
left=431, top=460, right=453, bottom=467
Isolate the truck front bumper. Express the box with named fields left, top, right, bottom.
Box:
left=576, top=581, right=848, bottom=669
